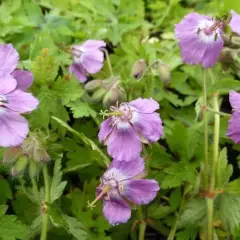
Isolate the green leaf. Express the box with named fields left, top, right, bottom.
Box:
left=0, top=178, right=12, bottom=204
left=52, top=77, right=85, bottom=105
left=64, top=216, right=88, bottom=240
left=0, top=215, right=28, bottom=240
left=176, top=228, right=198, bottom=240
left=52, top=116, right=110, bottom=166
left=67, top=100, right=97, bottom=118
left=226, top=179, right=240, bottom=196
left=0, top=205, right=8, bottom=217
left=50, top=158, right=67, bottom=203
left=216, top=148, right=233, bottom=190
left=219, top=193, right=240, bottom=234
left=179, top=198, right=207, bottom=227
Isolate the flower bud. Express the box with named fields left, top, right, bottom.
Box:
left=11, top=155, right=29, bottom=176
left=3, top=147, right=21, bottom=164
left=85, top=80, right=103, bottom=92
left=91, top=88, right=107, bottom=103
left=34, top=149, right=50, bottom=162
left=131, top=59, right=147, bottom=79
left=28, top=160, right=38, bottom=179
left=158, top=63, right=171, bottom=85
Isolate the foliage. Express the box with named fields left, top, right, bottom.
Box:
left=0, top=0, right=240, bottom=239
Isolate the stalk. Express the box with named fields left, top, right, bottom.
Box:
left=101, top=48, right=113, bottom=77
left=202, top=68, right=209, bottom=191
left=40, top=165, right=50, bottom=240
left=206, top=92, right=220, bottom=240
left=138, top=207, right=146, bottom=240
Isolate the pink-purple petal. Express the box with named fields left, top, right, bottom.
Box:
left=81, top=40, right=106, bottom=50
left=229, top=90, right=240, bottom=111
left=0, top=44, right=19, bottom=76
left=230, top=10, right=240, bottom=35
left=106, top=127, right=142, bottom=161
left=103, top=197, right=131, bottom=225
left=0, top=110, right=28, bottom=147
left=227, top=111, right=240, bottom=144
left=69, top=63, right=87, bottom=83
left=110, top=157, right=145, bottom=178
left=124, top=179, right=160, bottom=204
left=81, top=50, right=104, bottom=74
left=0, top=74, right=17, bottom=94
left=6, top=90, right=39, bottom=113
left=11, top=70, right=33, bottom=91
left=202, top=39, right=223, bottom=68
left=130, top=98, right=159, bottom=113
left=98, top=118, right=113, bottom=142
left=133, top=112, right=163, bottom=142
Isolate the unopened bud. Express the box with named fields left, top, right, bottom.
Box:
left=85, top=80, right=103, bottom=92
left=158, top=63, right=171, bottom=85
left=91, top=88, right=107, bottom=103
left=103, top=87, right=125, bottom=107
left=28, top=160, right=38, bottom=178
left=11, top=155, right=29, bottom=176
left=34, top=149, right=50, bottom=162
left=131, top=59, right=147, bottom=79
left=3, top=147, right=21, bottom=164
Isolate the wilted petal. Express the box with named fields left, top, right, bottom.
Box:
left=0, top=44, right=19, bottom=76
left=124, top=179, right=159, bottom=204
left=6, top=90, right=39, bottom=113
left=103, top=197, right=131, bottom=225
left=11, top=70, right=33, bottom=91
left=0, top=110, right=28, bottom=147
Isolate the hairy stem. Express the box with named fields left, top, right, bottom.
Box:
left=202, top=68, right=209, bottom=191
left=40, top=165, right=50, bottom=240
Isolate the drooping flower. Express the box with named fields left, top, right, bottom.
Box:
left=229, top=10, right=240, bottom=35
left=227, top=90, right=240, bottom=143
left=88, top=157, right=160, bottom=225
left=98, top=98, right=163, bottom=161
left=175, top=12, right=224, bottom=68
left=69, top=40, right=106, bottom=83
left=0, top=44, right=39, bottom=147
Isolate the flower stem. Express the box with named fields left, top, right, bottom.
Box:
left=210, top=93, right=220, bottom=193
left=207, top=198, right=214, bottom=240
left=206, top=107, right=230, bottom=117
left=40, top=165, right=50, bottom=240
left=138, top=207, right=146, bottom=240
left=202, top=68, right=209, bottom=191
left=101, top=48, right=113, bottom=77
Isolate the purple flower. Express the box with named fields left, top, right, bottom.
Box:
left=229, top=10, right=240, bottom=35
left=0, top=44, right=39, bottom=147
left=227, top=90, right=240, bottom=143
left=88, top=157, right=160, bottom=225
left=98, top=98, right=163, bottom=161
left=69, top=40, right=106, bottom=83
left=175, top=12, right=224, bottom=68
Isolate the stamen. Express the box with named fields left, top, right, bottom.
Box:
left=87, top=185, right=110, bottom=209
left=99, top=109, right=123, bottom=119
